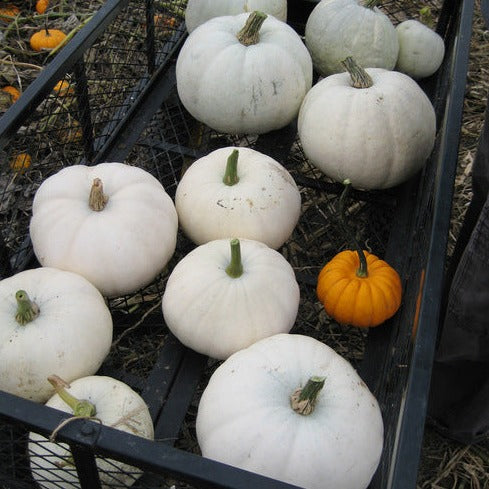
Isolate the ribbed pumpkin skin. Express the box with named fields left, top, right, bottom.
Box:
left=317, top=250, right=402, bottom=328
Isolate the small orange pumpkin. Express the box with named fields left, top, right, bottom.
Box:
left=0, top=5, right=20, bottom=22
left=1, top=85, right=21, bottom=103
left=316, top=180, right=402, bottom=328
left=10, top=153, right=32, bottom=173
left=30, top=28, right=67, bottom=52
left=53, top=80, right=74, bottom=96
left=35, top=0, right=49, bottom=14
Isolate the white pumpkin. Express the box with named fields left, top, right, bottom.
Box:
left=196, top=333, right=384, bottom=489
left=298, top=57, right=437, bottom=190
left=0, top=267, right=112, bottom=402
left=175, top=146, right=301, bottom=249
left=185, top=0, right=287, bottom=33
left=395, top=19, right=445, bottom=79
left=176, top=11, right=313, bottom=135
left=29, top=375, right=154, bottom=488
left=162, top=238, right=300, bottom=360
left=29, top=162, right=178, bottom=298
left=305, top=0, right=399, bottom=76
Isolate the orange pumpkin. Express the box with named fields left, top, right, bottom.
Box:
left=317, top=250, right=402, bottom=328
left=30, top=28, right=67, bottom=52
left=316, top=180, right=402, bottom=328
left=0, top=5, right=20, bottom=22
left=1, top=85, right=21, bottom=103
left=10, top=153, right=32, bottom=173
left=35, top=0, right=49, bottom=14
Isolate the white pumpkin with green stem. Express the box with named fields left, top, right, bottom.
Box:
left=0, top=267, right=112, bottom=402
left=29, top=162, right=178, bottom=298
left=28, top=374, right=154, bottom=489
left=196, top=333, right=384, bottom=489
left=298, top=57, right=436, bottom=190
left=304, top=0, right=399, bottom=76
left=395, top=7, right=445, bottom=79
left=176, top=11, right=313, bottom=135
left=185, top=0, right=287, bottom=33
left=162, top=238, right=300, bottom=360
left=175, top=147, right=301, bottom=249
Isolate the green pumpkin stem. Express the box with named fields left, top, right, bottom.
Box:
left=419, top=6, right=435, bottom=29
left=15, top=290, right=40, bottom=325
left=362, top=0, right=381, bottom=9
left=237, top=11, right=267, bottom=46
left=48, top=375, right=96, bottom=418
left=341, top=57, right=373, bottom=89
left=290, top=376, right=326, bottom=415
left=225, top=238, right=244, bottom=278
left=223, top=149, right=240, bottom=186
left=89, top=178, right=108, bottom=211
left=339, top=180, right=368, bottom=278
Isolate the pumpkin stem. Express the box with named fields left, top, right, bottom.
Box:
left=225, top=238, right=244, bottom=278
left=222, top=149, right=240, bottom=186
left=339, top=180, right=368, bottom=277
left=48, top=375, right=97, bottom=418
left=341, top=57, right=373, bottom=89
left=237, top=11, right=267, bottom=46
left=362, top=0, right=381, bottom=8
left=89, top=178, right=109, bottom=211
left=419, top=6, right=435, bottom=29
left=290, top=376, right=326, bottom=415
left=15, top=290, right=40, bottom=325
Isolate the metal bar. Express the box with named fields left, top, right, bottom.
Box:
left=70, top=442, right=103, bottom=489
left=0, top=0, right=130, bottom=152
left=73, top=59, right=96, bottom=162
left=386, top=0, right=475, bottom=487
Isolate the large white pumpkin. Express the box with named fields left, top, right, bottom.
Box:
left=29, top=375, right=154, bottom=488
left=176, top=11, right=313, bottom=135
left=0, top=267, right=112, bottom=402
left=29, top=162, right=178, bottom=298
left=197, top=333, right=384, bottom=489
left=175, top=146, right=301, bottom=249
left=185, top=0, right=287, bottom=33
left=162, top=238, right=300, bottom=360
left=305, top=0, right=399, bottom=76
left=298, top=58, right=436, bottom=190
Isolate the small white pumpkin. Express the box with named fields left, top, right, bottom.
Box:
left=29, top=374, right=154, bottom=488
left=298, top=57, right=437, bottom=190
left=29, top=162, right=178, bottom=298
left=162, top=238, right=300, bottom=360
left=304, top=0, right=399, bottom=76
left=175, top=147, right=301, bottom=249
left=395, top=18, right=445, bottom=79
left=196, top=333, right=384, bottom=489
left=176, top=11, right=313, bottom=135
left=0, top=267, right=112, bottom=402
left=185, top=0, right=287, bottom=33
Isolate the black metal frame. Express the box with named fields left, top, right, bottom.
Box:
left=0, top=0, right=476, bottom=488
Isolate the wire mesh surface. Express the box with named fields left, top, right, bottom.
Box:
left=0, top=0, right=469, bottom=488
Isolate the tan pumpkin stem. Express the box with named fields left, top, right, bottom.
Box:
left=290, top=376, right=325, bottom=416
left=225, top=238, right=244, bottom=278
left=341, top=57, right=373, bottom=89
left=48, top=375, right=97, bottom=418
left=339, top=180, right=368, bottom=277
left=89, top=178, right=108, bottom=211
left=237, top=11, right=267, bottom=46
left=223, top=149, right=240, bottom=186
left=15, top=290, right=40, bottom=325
